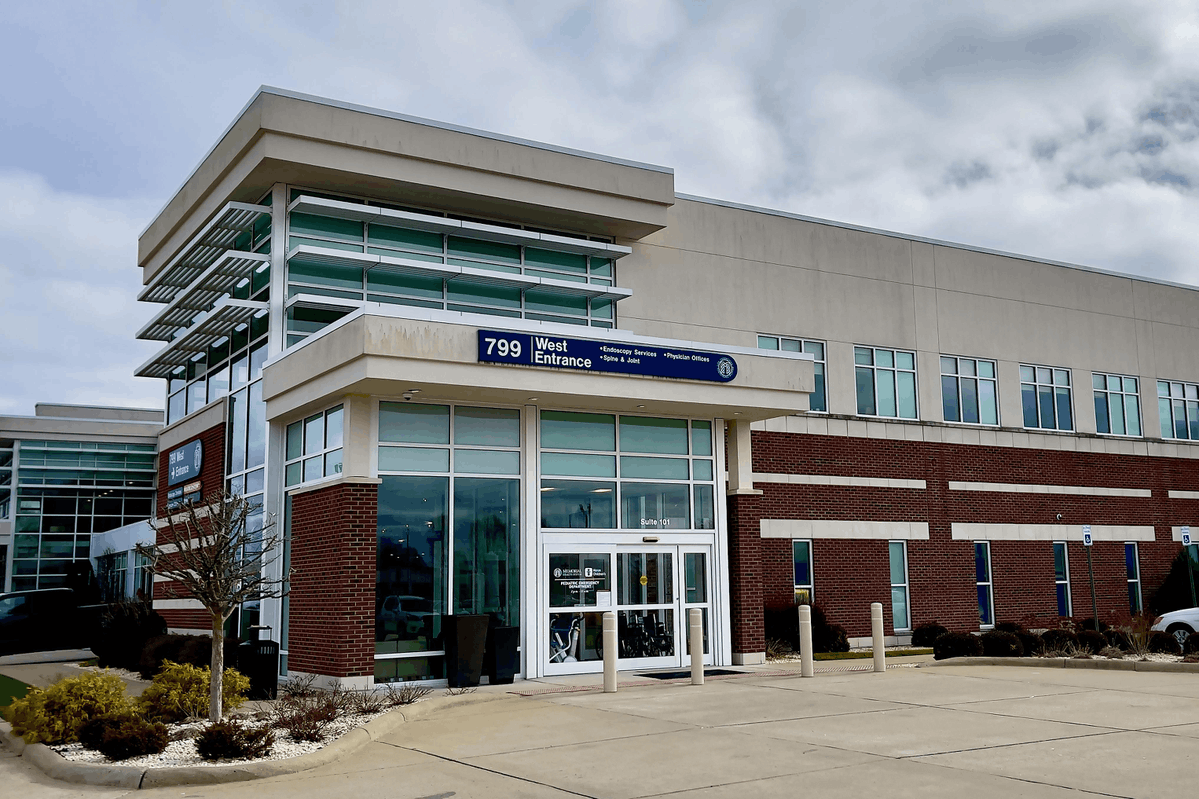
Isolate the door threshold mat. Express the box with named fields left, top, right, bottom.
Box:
left=638, top=668, right=743, bottom=680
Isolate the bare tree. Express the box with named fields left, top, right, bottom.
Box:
left=136, top=492, right=287, bottom=722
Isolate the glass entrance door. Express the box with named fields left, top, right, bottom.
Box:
left=543, top=544, right=712, bottom=674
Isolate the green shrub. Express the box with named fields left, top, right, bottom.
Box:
left=762, top=604, right=849, bottom=653
left=1041, top=629, right=1080, bottom=654
left=911, top=622, right=948, bottom=647
left=138, top=660, right=250, bottom=722
left=195, top=719, right=274, bottom=761
left=137, top=634, right=242, bottom=679
left=1015, top=631, right=1044, bottom=656
left=1149, top=631, right=1181, bottom=655
left=994, top=621, right=1024, bottom=634
left=96, top=717, right=168, bottom=761
left=1185, top=632, right=1199, bottom=656
left=4, top=671, right=132, bottom=744
left=933, top=632, right=982, bottom=660
left=78, top=712, right=138, bottom=751
left=1078, top=629, right=1107, bottom=655
left=980, top=630, right=1024, bottom=657
left=1105, top=629, right=1132, bottom=650
left=92, top=601, right=167, bottom=672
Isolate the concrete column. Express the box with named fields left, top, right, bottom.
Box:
left=725, top=420, right=761, bottom=496
left=871, top=602, right=886, bottom=673
left=798, top=604, right=814, bottom=678
left=690, top=607, right=704, bottom=685
left=603, top=612, right=617, bottom=693
left=340, top=394, right=374, bottom=479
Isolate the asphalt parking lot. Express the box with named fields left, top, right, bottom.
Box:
left=3, top=662, right=1196, bottom=798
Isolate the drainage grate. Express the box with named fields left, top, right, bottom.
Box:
left=638, top=668, right=743, bottom=680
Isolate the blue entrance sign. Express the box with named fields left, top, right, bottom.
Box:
left=478, top=330, right=737, bottom=383
left=167, top=440, right=204, bottom=486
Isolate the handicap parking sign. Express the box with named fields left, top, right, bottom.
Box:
left=1082, top=525, right=1093, bottom=547
left=1183, top=526, right=1192, bottom=546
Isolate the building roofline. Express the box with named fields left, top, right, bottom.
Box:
left=676, top=192, right=1199, bottom=295
left=140, top=86, right=675, bottom=238
left=34, top=403, right=164, bottom=415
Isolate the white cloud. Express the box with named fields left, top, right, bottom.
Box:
left=3, top=1, right=1199, bottom=412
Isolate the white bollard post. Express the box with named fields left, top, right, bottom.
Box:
left=689, top=607, right=704, bottom=685
left=798, top=604, right=814, bottom=678
left=871, top=602, right=886, bottom=673
left=603, top=611, right=617, bottom=693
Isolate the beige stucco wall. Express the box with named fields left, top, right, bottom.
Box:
left=618, top=197, right=1199, bottom=436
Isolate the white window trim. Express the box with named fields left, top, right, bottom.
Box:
left=889, top=540, right=911, bottom=632
left=1020, top=363, right=1074, bottom=432
left=792, top=538, right=814, bottom=605
left=1157, top=379, right=1199, bottom=441
left=1053, top=541, right=1072, bottom=617
left=1092, top=372, right=1143, bottom=439
left=758, top=335, right=828, bottom=414
left=854, top=345, right=919, bottom=421
left=975, top=541, right=994, bottom=630
left=939, top=355, right=1000, bottom=427
left=1125, top=541, right=1142, bottom=615
left=284, top=403, right=345, bottom=488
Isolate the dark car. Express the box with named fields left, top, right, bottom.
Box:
left=0, top=588, right=104, bottom=656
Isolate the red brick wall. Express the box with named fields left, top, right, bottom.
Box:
left=287, top=481, right=378, bottom=679
left=737, top=429, right=1199, bottom=647
left=153, top=422, right=226, bottom=630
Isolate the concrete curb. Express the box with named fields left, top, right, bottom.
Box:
left=921, top=656, right=1199, bottom=673
left=2, top=691, right=509, bottom=789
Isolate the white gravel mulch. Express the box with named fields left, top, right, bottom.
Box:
left=49, top=707, right=397, bottom=769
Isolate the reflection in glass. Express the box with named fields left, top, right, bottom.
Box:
left=540, top=480, right=615, bottom=528
left=619, top=417, right=688, bottom=454
left=618, top=609, right=674, bottom=659
left=380, top=403, right=450, bottom=444
left=617, top=552, right=673, bottom=605
left=540, top=411, right=615, bottom=451
left=549, top=612, right=604, bottom=663
left=453, top=478, right=520, bottom=628
left=454, top=407, right=519, bottom=447
left=621, top=482, right=690, bottom=530
left=376, top=476, right=447, bottom=667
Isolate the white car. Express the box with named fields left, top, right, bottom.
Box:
left=1151, top=607, right=1199, bottom=648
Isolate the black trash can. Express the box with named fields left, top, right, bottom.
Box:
left=444, top=614, right=489, bottom=688
left=485, top=624, right=520, bottom=685
left=237, top=637, right=280, bottom=700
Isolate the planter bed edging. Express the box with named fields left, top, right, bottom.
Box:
left=1, top=692, right=507, bottom=789
left=921, top=656, right=1199, bottom=673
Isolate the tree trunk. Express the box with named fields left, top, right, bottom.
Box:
left=210, top=612, right=225, bottom=722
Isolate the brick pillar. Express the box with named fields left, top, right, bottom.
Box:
left=288, top=480, right=379, bottom=682
left=727, top=492, right=765, bottom=662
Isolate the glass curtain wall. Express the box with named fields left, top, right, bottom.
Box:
left=376, top=403, right=521, bottom=682
left=284, top=190, right=618, bottom=347
left=11, top=441, right=156, bottom=591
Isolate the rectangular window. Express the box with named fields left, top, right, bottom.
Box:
left=855, top=346, right=917, bottom=419
left=975, top=542, right=994, bottom=628
left=539, top=412, right=715, bottom=531
left=793, top=540, right=813, bottom=605
left=941, top=356, right=998, bottom=425
left=758, top=336, right=827, bottom=412
left=1053, top=542, right=1071, bottom=616
left=1093, top=373, right=1141, bottom=436
left=284, top=404, right=344, bottom=487
left=1125, top=542, right=1142, bottom=615
left=889, top=541, right=910, bottom=631
left=1157, top=380, right=1199, bottom=440
left=1021, top=365, right=1073, bottom=431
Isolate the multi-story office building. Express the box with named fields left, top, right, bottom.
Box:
left=0, top=404, right=162, bottom=592
left=138, top=87, right=1198, bottom=686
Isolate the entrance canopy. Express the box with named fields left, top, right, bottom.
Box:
left=260, top=305, right=814, bottom=425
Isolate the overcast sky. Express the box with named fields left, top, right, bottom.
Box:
left=2, top=1, right=1198, bottom=415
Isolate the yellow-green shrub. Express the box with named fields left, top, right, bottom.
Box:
left=138, top=660, right=250, bottom=721
left=4, top=671, right=132, bottom=744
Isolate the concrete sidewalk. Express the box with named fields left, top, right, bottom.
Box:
left=0, top=650, right=149, bottom=696
left=4, top=662, right=1196, bottom=797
